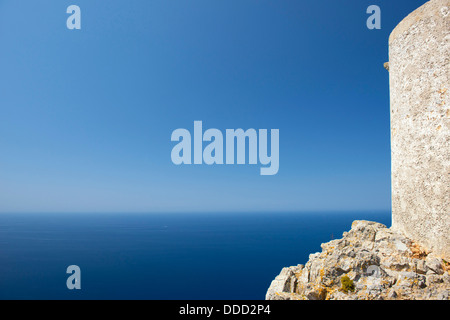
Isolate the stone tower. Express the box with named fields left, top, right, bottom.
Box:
left=389, top=0, right=449, bottom=259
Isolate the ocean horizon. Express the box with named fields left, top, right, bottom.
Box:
left=0, top=211, right=390, bottom=300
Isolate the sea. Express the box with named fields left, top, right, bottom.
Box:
left=0, top=211, right=390, bottom=300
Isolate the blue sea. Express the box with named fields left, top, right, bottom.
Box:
left=0, top=212, right=390, bottom=300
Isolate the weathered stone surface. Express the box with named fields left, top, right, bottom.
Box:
left=426, top=255, right=445, bottom=275
left=389, top=0, right=450, bottom=259
left=266, top=221, right=450, bottom=300
left=265, top=265, right=303, bottom=300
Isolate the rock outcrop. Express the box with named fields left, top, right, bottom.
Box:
left=266, top=221, right=450, bottom=300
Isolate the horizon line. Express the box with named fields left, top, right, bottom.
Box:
left=0, top=209, right=392, bottom=215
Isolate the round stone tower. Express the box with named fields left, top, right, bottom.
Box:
left=389, top=0, right=449, bottom=259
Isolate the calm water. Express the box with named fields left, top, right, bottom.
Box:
left=0, top=212, right=390, bottom=299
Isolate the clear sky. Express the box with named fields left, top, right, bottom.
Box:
left=0, top=0, right=429, bottom=213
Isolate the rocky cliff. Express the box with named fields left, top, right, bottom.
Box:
left=266, top=221, right=450, bottom=300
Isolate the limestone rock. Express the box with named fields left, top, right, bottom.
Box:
left=266, top=221, right=450, bottom=300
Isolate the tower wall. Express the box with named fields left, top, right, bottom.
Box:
left=389, top=0, right=449, bottom=258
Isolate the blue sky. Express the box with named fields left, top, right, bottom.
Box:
left=0, top=0, right=428, bottom=213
